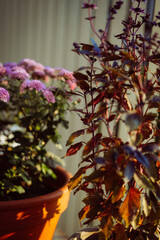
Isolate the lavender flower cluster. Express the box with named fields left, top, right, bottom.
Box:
left=0, top=58, right=76, bottom=103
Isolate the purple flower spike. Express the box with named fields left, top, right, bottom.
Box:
left=82, top=2, right=98, bottom=9
left=42, top=89, right=55, bottom=103
left=0, top=87, right=10, bottom=102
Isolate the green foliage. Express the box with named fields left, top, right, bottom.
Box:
left=0, top=59, right=76, bottom=200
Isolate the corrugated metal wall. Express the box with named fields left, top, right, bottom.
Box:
left=0, top=0, right=159, bottom=237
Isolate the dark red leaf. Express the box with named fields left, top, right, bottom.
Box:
left=88, top=92, right=105, bottom=107
left=73, top=72, right=88, bottom=80
left=83, top=133, right=102, bottom=156
left=78, top=80, right=90, bottom=91
left=66, top=142, right=83, bottom=156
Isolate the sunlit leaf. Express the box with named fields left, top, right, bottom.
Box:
left=112, top=186, right=126, bottom=204
left=66, top=129, right=85, bottom=146
left=68, top=167, right=86, bottom=190
left=134, top=171, right=155, bottom=191
left=102, top=217, right=113, bottom=239
left=119, top=187, right=140, bottom=227
left=142, top=193, right=151, bottom=217
left=79, top=205, right=90, bottom=221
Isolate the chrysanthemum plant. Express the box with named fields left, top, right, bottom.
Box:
left=66, top=1, right=160, bottom=239
left=0, top=58, right=76, bottom=200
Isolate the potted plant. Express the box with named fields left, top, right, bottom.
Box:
left=66, top=0, right=160, bottom=239
left=0, top=58, right=76, bottom=240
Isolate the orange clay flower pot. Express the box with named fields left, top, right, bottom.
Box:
left=0, top=166, right=71, bottom=240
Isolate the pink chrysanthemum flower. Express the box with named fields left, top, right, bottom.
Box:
left=58, top=69, right=77, bottom=90
left=0, top=65, right=6, bottom=77
left=66, top=79, right=77, bottom=91
left=3, top=62, right=17, bottom=68
left=0, top=87, right=10, bottom=102
left=44, top=66, right=55, bottom=78
left=18, top=58, right=37, bottom=71
left=4, top=66, right=13, bottom=78
left=19, top=58, right=44, bottom=72
left=42, top=88, right=55, bottom=103
left=20, top=79, right=46, bottom=93
left=32, top=70, right=45, bottom=79
left=20, top=79, right=31, bottom=93
left=10, top=66, right=30, bottom=80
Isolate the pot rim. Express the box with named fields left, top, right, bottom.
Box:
left=0, top=165, right=71, bottom=209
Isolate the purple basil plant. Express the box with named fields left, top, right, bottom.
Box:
left=0, top=58, right=76, bottom=201
left=66, top=1, right=160, bottom=239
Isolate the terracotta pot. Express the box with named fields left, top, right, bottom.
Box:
left=0, top=166, right=71, bottom=240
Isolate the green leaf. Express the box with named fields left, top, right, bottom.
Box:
left=41, top=163, right=57, bottom=179
left=14, top=185, right=25, bottom=194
